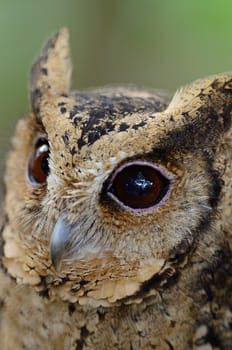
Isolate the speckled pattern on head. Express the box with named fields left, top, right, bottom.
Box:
left=0, top=28, right=231, bottom=349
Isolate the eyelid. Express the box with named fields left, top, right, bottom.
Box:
left=106, top=160, right=173, bottom=214
left=107, top=160, right=172, bottom=189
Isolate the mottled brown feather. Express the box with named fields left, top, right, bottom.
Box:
left=0, top=28, right=231, bottom=349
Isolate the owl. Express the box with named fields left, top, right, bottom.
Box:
left=0, top=28, right=231, bottom=350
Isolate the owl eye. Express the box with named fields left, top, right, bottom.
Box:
left=107, top=161, right=171, bottom=212
left=28, top=137, right=50, bottom=185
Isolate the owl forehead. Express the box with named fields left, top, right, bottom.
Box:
left=57, top=89, right=168, bottom=150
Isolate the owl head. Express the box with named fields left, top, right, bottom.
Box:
left=2, top=29, right=231, bottom=306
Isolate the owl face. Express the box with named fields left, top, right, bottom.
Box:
left=2, top=29, right=231, bottom=306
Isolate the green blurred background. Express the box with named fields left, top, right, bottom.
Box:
left=1, top=0, right=232, bottom=165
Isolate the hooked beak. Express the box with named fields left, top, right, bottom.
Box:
left=50, top=217, right=72, bottom=270
left=50, top=214, right=107, bottom=271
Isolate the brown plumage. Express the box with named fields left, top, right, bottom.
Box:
left=0, top=28, right=231, bottom=349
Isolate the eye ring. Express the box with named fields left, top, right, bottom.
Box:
left=106, top=160, right=172, bottom=213
left=27, top=136, right=50, bottom=186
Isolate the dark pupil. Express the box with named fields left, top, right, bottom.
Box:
left=40, top=153, right=49, bottom=176
left=109, top=164, right=169, bottom=209
left=125, top=171, right=153, bottom=197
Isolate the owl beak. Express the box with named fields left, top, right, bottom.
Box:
left=50, top=217, right=72, bottom=270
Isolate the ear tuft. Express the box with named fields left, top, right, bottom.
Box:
left=30, top=28, right=72, bottom=114
left=165, top=73, right=232, bottom=133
